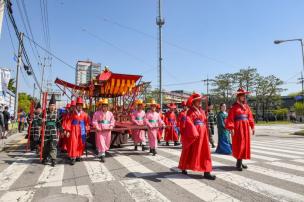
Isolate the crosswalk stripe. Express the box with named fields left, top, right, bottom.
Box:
left=252, top=145, right=304, bottom=156
left=0, top=157, right=31, bottom=191
left=292, top=159, right=304, bottom=164
left=252, top=140, right=304, bottom=146
left=250, top=154, right=279, bottom=161
left=247, top=165, right=304, bottom=186
left=252, top=149, right=302, bottom=159
left=252, top=142, right=304, bottom=152
left=120, top=179, right=170, bottom=202
left=83, top=159, right=115, bottom=183
left=0, top=190, right=35, bottom=202
left=155, top=148, right=304, bottom=202
left=113, top=155, right=157, bottom=177
left=35, top=164, right=64, bottom=188
left=144, top=155, right=240, bottom=202
left=214, top=167, right=304, bottom=202
left=62, top=185, right=93, bottom=202
left=267, top=161, right=304, bottom=172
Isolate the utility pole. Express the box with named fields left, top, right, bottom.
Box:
left=38, top=57, right=51, bottom=102
left=14, top=32, right=23, bottom=119
left=298, top=72, right=304, bottom=102
left=156, top=0, right=164, bottom=109
left=202, top=76, right=215, bottom=96
left=32, top=83, right=36, bottom=98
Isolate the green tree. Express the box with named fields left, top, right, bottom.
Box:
left=273, top=108, right=289, bottom=120
left=18, top=93, right=32, bottom=113
left=294, top=102, right=304, bottom=116
left=212, top=73, right=235, bottom=104
left=234, top=67, right=259, bottom=92
left=8, top=79, right=16, bottom=94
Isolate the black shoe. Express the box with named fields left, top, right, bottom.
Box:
left=211, top=143, right=216, bottom=148
left=152, top=149, right=157, bottom=156
left=166, top=142, right=169, bottom=146
left=42, top=158, right=47, bottom=165
left=174, top=141, right=180, bottom=146
left=76, top=157, right=82, bottom=162
left=182, top=170, right=188, bottom=175
left=149, top=148, right=152, bottom=153
left=100, top=156, right=105, bottom=163
left=158, top=140, right=161, bottom=144
left=70, top=158, right=75, bottom=165
left=51, top=160, right=56, bottom=167
left=134, top=145, right=138, bottom=151
left=204, top=172, right=216, bottom=180
left=142, top=145, right=147, bottom=151
left=242, top=164, right=248, bottom=169
left=236, top=160, right=243, bottom=171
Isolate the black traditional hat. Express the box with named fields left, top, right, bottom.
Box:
left=35, top=102, right=41, bottom=109
left=49, top=94, right=56, bottom=105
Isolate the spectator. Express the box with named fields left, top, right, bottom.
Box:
left=0, top=106, right=5, bottom=139
left=18, top=109, right=26, bottom=133
left=2, top=106, right=10, bottom=139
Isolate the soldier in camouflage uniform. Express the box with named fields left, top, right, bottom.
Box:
left=29, top=102, right=42, bottom=151
left=42, top=94, right=61, bottom=167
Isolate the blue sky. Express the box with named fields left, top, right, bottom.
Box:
left=1, top=0, right=304, bottom=97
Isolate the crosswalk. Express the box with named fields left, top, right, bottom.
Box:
left=0, top=136, right=304, bottom=202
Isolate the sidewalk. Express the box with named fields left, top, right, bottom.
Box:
left=0, top=131, right=26, bottom=152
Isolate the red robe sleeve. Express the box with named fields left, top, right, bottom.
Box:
left=65, top=113, right=72, bottom=132
left=225, top=106, right=235, bottom=131
left=182, top=110, right=199, bottom=149
left=247, top=105, right=255, bottom=129
left=84, top=113, right=90, bottom=132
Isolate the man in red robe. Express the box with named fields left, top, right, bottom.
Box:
left=59, top=103, right=71, bottom=153
left=177, top=101, right=187, bottom=143
left=178, top=93, right=216, bottom=180
left=66, top=97, right=90, bottom=165
left=164, top=103, right=180, bottom=146
left=225, top=88, right=255, bottom=171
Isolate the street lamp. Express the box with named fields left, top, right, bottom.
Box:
left=274, top=38, right=304, bottom=112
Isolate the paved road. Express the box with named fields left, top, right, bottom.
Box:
left=1, top=124, right=304, bottom=202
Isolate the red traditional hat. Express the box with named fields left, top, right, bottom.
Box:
left=181, top=101, right=187, bottom=107
left=236, top=88, right=251, bottom=95
left=66, top=103, right=71, bottom=109
left=187, top=93, right=202, bottom=107
left=167, top=103, right=177, bottom=109
left=76, top=97, right=84, bottom=104
left=70, top=100, right=76, bottom=106
left=156, top=104, right=161, bottom=109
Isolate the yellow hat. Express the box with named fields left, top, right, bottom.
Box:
left=99, top=98, right=109, bottom=105
left=147, top=98, right=157, bottom=106
left=135, top=99, right=145, bottom=106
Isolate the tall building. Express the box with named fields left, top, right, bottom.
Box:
left=0, top=67, right=15, bottom=114
left=75, top=60, right=101, bottom=85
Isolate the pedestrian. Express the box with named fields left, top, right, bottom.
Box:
left=29, top=102, right=42, bottom=151
left=178, top=93, right=216, bottom=180
left=42, top=94, right=61, bottom=167
left=225, top=88, right=255, bottom=171
left=164, top=103, right=180, bottom=146
left=131, top=99, right=147, bottom=151
left=207, top=102, right=216, bottom=148
left=215, top=103, right=232, bottom=155
left=156, top=104, right=164, bottom=143
left=2, top=106, right=10, bottom=139
left=145, top=99, right=165, bottom=156
left=177, top=101, right=187, bottom=144
left=92, top=98, right=115, bottom=162
left=18, top=109, right=26, bottom=133
left=66, top=97, right=90, bottom=165
left=0, top=106, right=5, bottom=139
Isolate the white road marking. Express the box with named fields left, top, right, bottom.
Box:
left=0, top=190, right=35, bottom=202
left=252, top=145, right=304, bottom=156
left=62, top=185, right=93, bottom=202
left=252, top=149, right=302, bottom=159
left=0, top=157, right=31, bottom=190
left=120, top=179, right=170, bottom=202
left=250, top=154, right=279, bottom=161
left=83, top=159, right=115, bottom=183
left=267, top=161, right=304, bottom=172
left=144, top=155, right=240, bottom=202
left=113, top=155, right=157, bottom=177
left=35, top=164, right=64, bottom=188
